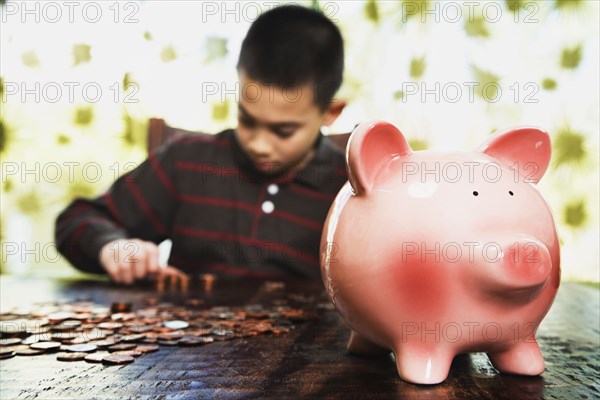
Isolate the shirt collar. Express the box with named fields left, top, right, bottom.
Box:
left=228, top=129, right=345, bottom=189
left=292, top=133, right=345, bottom=189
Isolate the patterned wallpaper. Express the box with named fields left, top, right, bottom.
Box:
left=0, top=0, right=598, bottom=281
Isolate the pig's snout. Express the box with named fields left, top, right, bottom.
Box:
left=496, top=238, right=552, bottom=289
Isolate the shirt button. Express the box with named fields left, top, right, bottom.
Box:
left=267, top=184, right=279, bottom=195
left=261, top=200, right=275, bottom=214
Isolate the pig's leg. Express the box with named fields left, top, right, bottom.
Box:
left=394, top=345, right=454, bottom=385
left=487, top=340, right=545, bottom=376
left=347, top=330, right=390, bottom=355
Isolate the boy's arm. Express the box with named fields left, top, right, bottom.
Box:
left=55, top=141, right=178, bottom=277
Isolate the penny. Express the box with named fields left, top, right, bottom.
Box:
left=30, top=341, right=61, bottom=351
left=144, top=297, right=160, bottom=306
left=163, top=320, right=189, bottom=330
left=84, top=352, right=109, bottom=363
left=110, top=302, right=132, bottom=313
left=66, top=344, right=97, bottom=353
left=0, top=320, right=28, bottom=335
left=263, top=281, right=285, bottom=291
left=57, top=352, right=87, bottom=361
left=112, top=350, right=142, bottom=357
left=102, top=354, right=134, bottom=365
left=91, top=340, right=119, bottom=349
left=1, top=347, right=16, bottom=356
left=121, top=334, right=146, bottom=342
left=47, top=312, right=74, bottom=323
left=178, top=336, right=214, bottom=346
left=157, top=340, right=179, bottom=346
left=14, top=345, right=45, bottom=356
left=0, top=338, right=22, bottom=346
left=185, top=299, right=204, bottom=307
left=97, top=322, right=123, bottom=330
left=158, top=331, right=185, bottom=341
left=107, top=343, right=137, bottom=352
left=0, top=350, right=16, bottom=359
left=135, top=344, right=159, bottom=353
left=127, top=325, right=152, bottom=333
left=72, top=313, right=91, bottom=321
left=51, top=320, right=82, bottom=331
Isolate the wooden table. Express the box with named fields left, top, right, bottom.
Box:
left=0, top=276, right=598, bottom=399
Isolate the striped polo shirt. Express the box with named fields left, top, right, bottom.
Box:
left=55, top=129, right=348, bottom=280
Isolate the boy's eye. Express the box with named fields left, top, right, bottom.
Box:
left=239, top=116, right=257, bottom=128
left=273, top=128, right=296, bottom=138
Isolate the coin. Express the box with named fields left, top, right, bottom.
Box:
left=127, top=325, right=152, bottom=333
left=121, top=334, right=146, bottom=342
left=157, top=340, right=179, bottom=346
left=263, top=281, right=285, bottom=291
left=47, top=312, right=74, bottom=323
left=0, top=338, right=22, bottom=346
left=178, top=336, right=214, bottom=346
left=185, top=299, right=204, bottom=307
left=135, top=345, right=159, bottom=353
left=66, top=344, right=97, bottom=353
left=97, top=322, right=123, bottom=330
left=0, top=320, right=28, bottom=335
left=107, top=343, right=137, bottom=352
left=57, top=352, right=87, bottom=361
left=0, top=349, right=16, bottom=359
left=163, top=320, right=189, bottom=330
left=84, top=352, right=109, bottom=363
left=30, top=341, right=61, bottom=351
left=51, top=320, right=82, bottom=331
left=102, top=354, right=134, bottom=365
left=91, top=340, right=118, bottom=349
left=14, top=345, right=45, bottom=356
left=111, top=350, right=142, bottom=357
left=110, top=302, right=132, bottom=313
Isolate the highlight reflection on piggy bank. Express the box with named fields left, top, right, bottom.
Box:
left=320, top=121, right=560, bottom=385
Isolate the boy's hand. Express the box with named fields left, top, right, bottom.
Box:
left=99, top=238, right=162, bottom=284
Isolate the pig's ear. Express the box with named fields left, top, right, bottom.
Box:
left=477, top=127, right=551, bottom=184
left=347, top=120, right=412, bottom=195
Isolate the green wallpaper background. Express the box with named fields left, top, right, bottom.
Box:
left=0, top=0, right=598, bottom=282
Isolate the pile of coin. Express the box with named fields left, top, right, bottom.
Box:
left=0, top=287, right=318, bottom=366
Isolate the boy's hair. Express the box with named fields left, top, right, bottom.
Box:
left=237, top=5, right=344, bottom=111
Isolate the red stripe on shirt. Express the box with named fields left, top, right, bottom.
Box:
left=289, top=183, right=336, bottom=202
left=103, top=193, right=122, bottom=224
left=179, top=194, right=323, bottom=233
left=125, top=179, right=166, bottom=235
left=149, top=154, right=177, bottom=197
left=173, top=225, right=319, bottom=266
left=271, top=210, right=323, bottom=232
left=179, top=194, right=256, bottom=213
left=63, top=202, right=94, bottom=222
left=175, top=161, right=240, bottom=176
left=68, top=216, right=115, bottom=241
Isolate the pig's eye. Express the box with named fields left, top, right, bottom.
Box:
left=472, top=191, right=479, bottom=196
left=509, top=191, right=514, bottom=196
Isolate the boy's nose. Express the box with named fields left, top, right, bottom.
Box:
left=248, top=131, right=273, bottom=157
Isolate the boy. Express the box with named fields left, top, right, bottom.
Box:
left=55, top=5, right=347, bottom=284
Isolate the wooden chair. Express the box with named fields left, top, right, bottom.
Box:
left=147, top=118, right=351, bottom=154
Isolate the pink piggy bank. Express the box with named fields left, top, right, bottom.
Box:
left=320, top=121, right=560, bottom=385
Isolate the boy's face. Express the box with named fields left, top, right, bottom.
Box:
left=235, top=71, right=343, bottom=176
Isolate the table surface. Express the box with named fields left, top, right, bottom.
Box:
left=0, top=276, right=598, bottom=400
